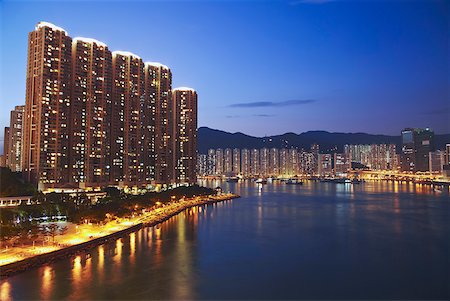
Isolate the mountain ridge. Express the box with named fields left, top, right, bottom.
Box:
left=198, top=127, right=450, bottom=154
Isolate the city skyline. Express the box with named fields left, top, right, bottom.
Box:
left=1, top=0, right=448, bottom=143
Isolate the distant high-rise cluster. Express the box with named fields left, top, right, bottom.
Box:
left=1, top=22, right=198, bottom=191
left=344, top=144, right=399, bottom=171
left=198, top=146, right=352, bottom=177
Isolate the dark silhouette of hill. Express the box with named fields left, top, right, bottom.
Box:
left=198, top=127, right=450, bottom=154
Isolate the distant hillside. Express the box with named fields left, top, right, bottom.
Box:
left=198, top=127, right=450, bottom=154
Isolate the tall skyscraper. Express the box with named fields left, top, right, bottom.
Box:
left=216, top=149, right=224, bottom=176
left=111, top=51, right=145, bottom=186
left=250, top=149, right=260, bottom=176
left=241, top=149, right=250, bottom=176
left=8, top=106, right=25, bottom=172
left=401, top=128, right=435, bottom=172
left=145, top=63, right=173, bottom=185
left=224, top=148, right=233, bottom=174
left=22, top=22, right=73, bottom=188
left=269, top=148, right=279, bottom=175
left=173, top=87, right=198, bottom=183
left=70, top=38, right=113, bottom=187
left=207, top=149, right=216, bottom=175
left=21, top=22, right=196, bottom=190
left=232, top=148, right=241, bottom=175
left=260, top=148, right=269, bottom=176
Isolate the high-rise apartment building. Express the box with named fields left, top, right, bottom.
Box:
left=21, top=22, right=196, bottom=190
left=318, top=154, right=332, bottom=176
left=145, top=62, right=173, bottom=184
left=232, top=148, right=241, bottom=175
left=207, top=149, right=216, bottom=175
left=269, top=148, right=279, bottom=175
left=173, top=87, right=198, bottom=183
left=250, top=149, right=260, bottom=176
left=22, top=22, right=73, bottom=188
left=8, top=106, right=25, bottom=172
left=112, top=51, right=145, bottom=186
left=70, top=38, right=113, bottom=187
left=241, top=149, right=250, bottom=176
left=224, top=148, right=233, bottom=174
left=3, top=127, right=10, bottom=167
left=260, top=148, right=269, bottom=176
left=215, top=149, right=224, bottom=175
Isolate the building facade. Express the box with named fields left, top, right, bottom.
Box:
left=20, top=22, right=196, bottom=190
left=173, top=87, right=198, bottom=183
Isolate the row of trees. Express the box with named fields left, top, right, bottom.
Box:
left=1, top=185, right=216, bottom=240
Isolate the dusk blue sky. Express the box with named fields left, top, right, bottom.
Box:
left=0, top=0, right=448, bottom=143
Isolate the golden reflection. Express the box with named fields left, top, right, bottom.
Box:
left=0, top=281, right=11, bottom=301
left=154, top=227, right=162, bottom=264
left=41, top=266, right=53, bottom=300
left=147, top=228, right=153, bottom=248
left=115, top=239, right=123, bottom=263
left=98, top=245, right=104, bottom=271
left=71, top=255, right=82, bottom=298
left=130, top=232, right=136, bottom=265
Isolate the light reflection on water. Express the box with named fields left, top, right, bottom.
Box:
left=2, top=180, right=449, bottom=300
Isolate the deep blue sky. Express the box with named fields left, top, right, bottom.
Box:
left=0, top=0, right=449, bottom=141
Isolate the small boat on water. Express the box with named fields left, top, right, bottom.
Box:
left=226, top=177, right=239, bottom=183
left=255, top=178, right=267, bottom=184
left=286, top=179, right=303, bottom=185
left=320, top=178, right=351, bottom=184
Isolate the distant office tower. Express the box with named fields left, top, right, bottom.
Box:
left=70, top=38, right=113, bottom=187
left=415, top=128, right=434, bottom=171
left=250, top=149, right=260, bottom=176
left=3, top=127, right=10, bottom=167
left=318, top=154, right=332, bottom=176
left=145, top=62, right=172, bottom=184
left=215, top=149, right=224, bottom=175
left=8, top=105, right=25, bottom=172
left=445, top=144, right=450, bottom=165
left=22, top=22, right=73, bottom=188
left=260, top=148, right=269, bottom=176
left=173, top=87, right=198, bottom=183
left=224, top=148, right=233, bottom=174
left=241, top=149, right=250, bottom=176
left=401, top=128, right=435, bottom=172
left=207, top=149, right=216, bottom=175
left=232, top=148, right=241, bottom=174
left=269, top=148, right=279, bottom=175
left=429, top=151, right=444, bottom=174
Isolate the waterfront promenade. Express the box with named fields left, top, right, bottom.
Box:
left=0, top=193, right=239, bottom=277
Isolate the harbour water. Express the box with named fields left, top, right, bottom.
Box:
left=1, top=180, right=449, bottom=300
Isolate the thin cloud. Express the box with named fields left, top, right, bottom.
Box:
left=229, top=99, right=317, bottom=108
left=253, top=114, right=276, bottom=117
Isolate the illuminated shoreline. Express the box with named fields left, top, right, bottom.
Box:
left=0, top=193, right=239, bottom=278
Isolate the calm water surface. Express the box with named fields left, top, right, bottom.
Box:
left=1, top=180, right=449, bottom=300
